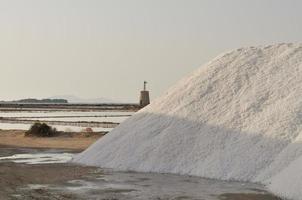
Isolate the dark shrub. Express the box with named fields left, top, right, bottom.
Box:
left=25, top=122, right=58, bottom=137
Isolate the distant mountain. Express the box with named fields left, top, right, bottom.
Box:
left=48, top=95, right=118, bottom=104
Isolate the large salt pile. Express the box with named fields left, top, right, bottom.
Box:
left=74, top=43, right=302, bottom=200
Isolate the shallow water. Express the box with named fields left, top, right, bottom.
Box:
left=0, top=148, right=280, bottom=200
left=0, top=110, right=134, bottom=132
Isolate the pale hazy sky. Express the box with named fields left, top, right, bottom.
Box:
left=0, top=0, right=301, bottom=102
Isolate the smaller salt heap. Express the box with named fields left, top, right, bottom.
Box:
left=74, top=43, right=302, bottom=200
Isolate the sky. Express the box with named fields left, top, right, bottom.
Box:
left=0, top=0, right=301, bottom=103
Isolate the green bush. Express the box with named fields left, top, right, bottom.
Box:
left=25, top=122, right=58, bottom=137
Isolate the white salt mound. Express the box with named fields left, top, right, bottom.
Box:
left=74, top=43, right=302, bottom=200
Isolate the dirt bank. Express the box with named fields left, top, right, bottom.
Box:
left=0, top=130, right=101, bottom=150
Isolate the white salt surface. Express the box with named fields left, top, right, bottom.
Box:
left=74, top=43, right=302, bottom=200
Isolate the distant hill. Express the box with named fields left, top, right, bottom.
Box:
left=1, top=98, right=68, bottom=104
left=48, top=95, right=118, bottom=104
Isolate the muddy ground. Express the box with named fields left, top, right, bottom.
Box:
left=0, top=146, right=282, bottom=200
left=0, top=146, right=95, bottom=199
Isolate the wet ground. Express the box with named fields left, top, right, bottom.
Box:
left=0, top=146, right=281, bottom=200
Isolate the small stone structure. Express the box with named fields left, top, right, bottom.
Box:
left=139, top=81, right=150, bottom=107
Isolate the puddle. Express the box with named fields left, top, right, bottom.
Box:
left=0, top=152, right=74, bottom=164
left=39, top=169, right=278, bottom=200
left=27, top=184, right=50, bottom=190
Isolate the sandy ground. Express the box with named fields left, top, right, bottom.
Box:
left=0, top=130, right=99, bottom=199
left=0, top=130, right=101, bottom=150
left=0, top=130, right=101, bottom=199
